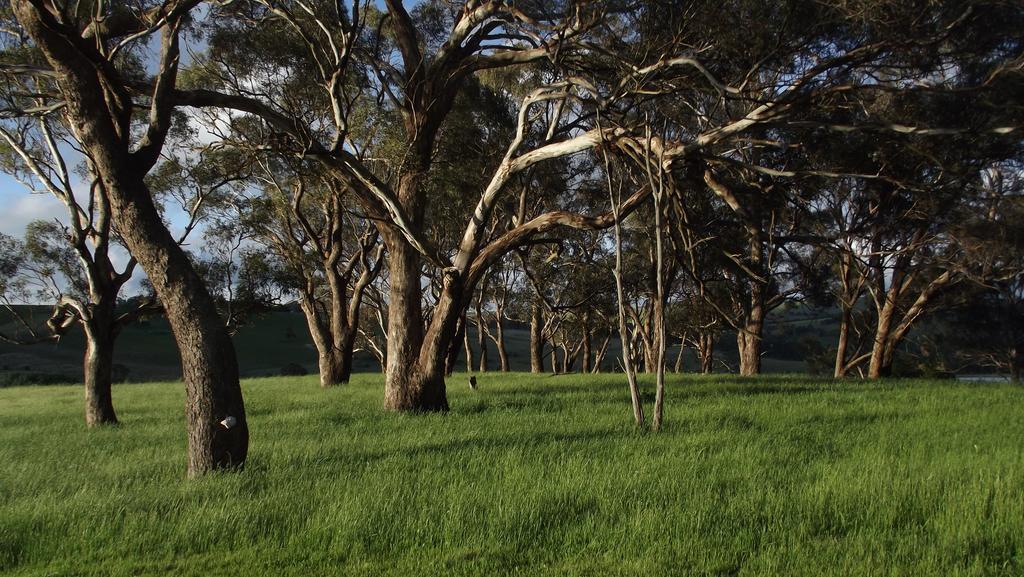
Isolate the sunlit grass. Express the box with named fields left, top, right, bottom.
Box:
left=1, top=373, right=1021, bottom=576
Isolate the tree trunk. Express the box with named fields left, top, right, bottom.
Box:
left=383, top=239, right=448, bottom=411
left=699, top=333, right=714, bottom=374
left=738, top=290, right=765, bottom=376
left=494, top=311, right=509, bottom=372
left=581, top=313, right=593, bottom=373
left=475, top=297, right=488, bottom=372
left=593, top=332, right=610, bottom=373
left=869, top=295, right=898, bottom=378
left=82, top=318, right=117, bottom=427
left=119, top=190, right=247, bottom=475
left=446, top=314, right=466, bottom=376
left=12, top=0, right=248, bottom=477
left=530, top=302, right=545, bottom=373
left=463, top=318, right=474, bottom=373
left=673, top=338, right=685, bottom=373
left=834, top=306, right=852, bottom=378
left=1012, top=348, right=1021, bottom=383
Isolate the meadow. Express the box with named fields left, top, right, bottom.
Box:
left=1, top=373, right=1021, bottom=576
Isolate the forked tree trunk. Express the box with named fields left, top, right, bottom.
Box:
left=300, top=297, right=355, bottom=387
left=698, top=333, right=715, bottom=374
left=869, top=294, right=898, bottom=379
left=82, top=317, right=117, bottom=427
left=383, top=239, right=448, bottom=411
left=530, top=302, right=545, bottom=373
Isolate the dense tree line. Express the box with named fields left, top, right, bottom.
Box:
left=0, top=0, right=1020, bottom=475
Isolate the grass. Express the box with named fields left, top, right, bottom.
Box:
left=0, top=372, right=1021, bottom=576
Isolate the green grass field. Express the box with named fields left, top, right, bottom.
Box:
left=1, top=373, right=1021, bottom=576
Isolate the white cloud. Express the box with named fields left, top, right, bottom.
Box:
left=0, top=189, right=68, bottom=237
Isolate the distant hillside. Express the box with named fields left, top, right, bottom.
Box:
left=1, top=304, right=839, bottom=384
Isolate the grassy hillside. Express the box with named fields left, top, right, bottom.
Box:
left=1, top=373, right=1021, bottom=576
left=0, top=305, right=826, bottom=383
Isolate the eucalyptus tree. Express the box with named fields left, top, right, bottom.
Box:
left=5, top=0, right=249, bottom=475
left=0, top=221, right=159, bottom=425
left=176, top=0, right=1020, bottom=409
left=245, top=160, right=386, bottom=386
left=179, top=1, right=689, bottom=411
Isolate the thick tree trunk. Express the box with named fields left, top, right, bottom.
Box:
left=383, top=239, right=448, bottom=411
left=737, top=287, right=765, bottom=376
left=530, top=302, right=545, bottom=373
left=869, top=296, right=898, bottom=379
left=317, top=350, right=346, bottom=387
left=117, top=188, right=247, bottom=475
left=1012, top=349, right=1021, bottom=383
left=82, top=319, right=117, bottom=427
left=737, top=330, right=761, bottom=376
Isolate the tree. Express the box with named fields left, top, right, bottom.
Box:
left=0, top=221, right=158, bottom=426
left=6, top=0, right=249, bottom=475
left=182, top=1, right=696, bottom=411
left=245, top=162, right=385, bottom=386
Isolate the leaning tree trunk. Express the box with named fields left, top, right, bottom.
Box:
left=123, top=202, right=247, bottom=475
left=12, top=0, right=248, bottom=476
left=109, top=182, right=248, bottom=475
left=869, top=296, right=898, bottom=379
left=834, top=306, right=853, bottom=378
left=445, top=314, right=467, bottom=376
left=82, top=312, right=117, bottom=427
left=463, top=320, right=474, bottom=373
left=673, top=338, right=686, bottom=373
left=530, top=301, right=545, bottom=373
